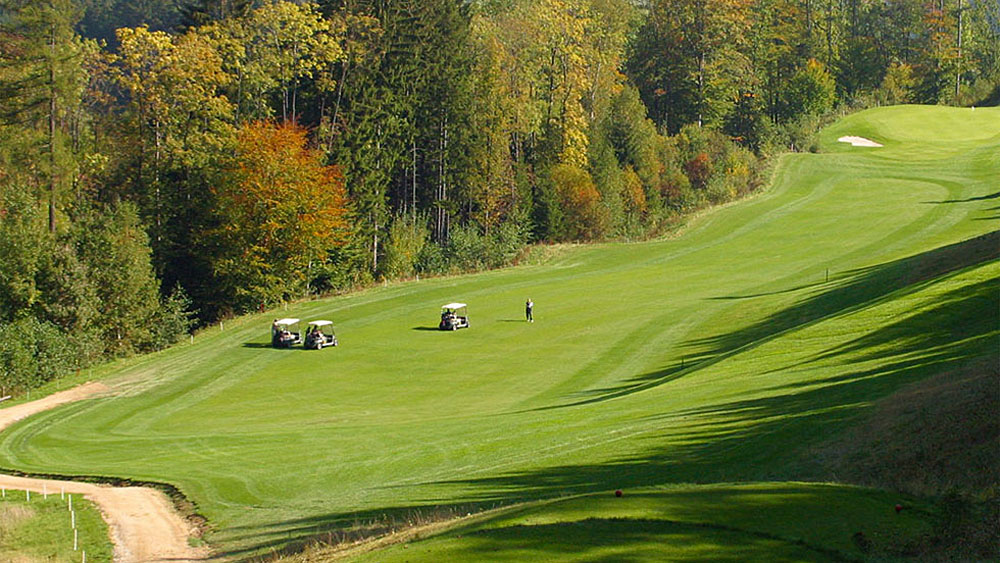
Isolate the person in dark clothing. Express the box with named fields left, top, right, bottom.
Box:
left=525, top=298, right=533, bottom=322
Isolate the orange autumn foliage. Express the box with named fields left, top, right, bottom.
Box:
left=550, top=163, right=605, bottom=240
left=215, top=121, right=350, bottom=303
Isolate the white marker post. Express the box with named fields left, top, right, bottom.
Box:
left=68, top=494, right=73, bottom=511
left=26, top=489, right=30, bottom=501
left=71, top=509, right=76, bottom=529
left=74, top=528, right=78, bottom=550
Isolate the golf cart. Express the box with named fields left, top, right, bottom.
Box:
left=439, top=303, right=469, bottom=331
left=271, top=318, right=302, bottom=348
left=304, top=320, right=338, bottom=349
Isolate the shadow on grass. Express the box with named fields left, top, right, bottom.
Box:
left=544, top=232, right=999, bottom=410
left=398, top=516, right=845, bottom=561
left=706, top=280, right=827, bottom=301
left=217, top=234, right=998, bottom=561
left=686, top=231, right=997, bottom=369
left=929, top=190, right=1000, bottom=204
left=411, top=327, right=441, bottom=331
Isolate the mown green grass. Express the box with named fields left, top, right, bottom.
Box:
left=0, top=105, right=996, bottom=559
left=350, top=484, right=935, bottom=562
left=0, top=491, right=112, bottom=562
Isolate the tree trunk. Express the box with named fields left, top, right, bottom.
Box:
left=412, top=136, right=417, bottom=219
left=372, top=213, right=379, bottom=273
left=328, top=61, right=351, bottom=152
left=436, top=116, right=449, bottom=242
left=697, top=51, right=705, bottom=127
left=154, top=121, right=162, bottom=242
left=695, top=2, right=706, bottom=128
left=955, top=0, right=963, bottom=98
left=804, top=0, right=812, bottom=38
left=825, top=3, right=834, bottom=67
left=47, top=19, right=57, bottom=233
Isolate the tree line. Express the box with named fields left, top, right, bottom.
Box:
left=0, top=0, right=996, bottom=393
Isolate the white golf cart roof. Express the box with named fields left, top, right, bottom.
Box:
left=275, top=318, right=300, bottom=325
left=308, top=320, right=334, bottom=327
left=442, top=303, right=466, bottom=310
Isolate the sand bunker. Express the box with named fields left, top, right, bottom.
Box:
left=838, top=136, right=883, bottom=147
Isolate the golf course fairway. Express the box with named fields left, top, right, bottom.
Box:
left=0, top=104, right=996, bottom=560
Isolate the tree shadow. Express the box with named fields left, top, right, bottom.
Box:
left=928, top=190, right=1000, bottom=204
left=804, top=277, right=997, bottom=367
left=706, top=280, right=828, bottom=301
left=689, top=232, right=997, bottom=361
left=543, top=232, right=998, bottom=409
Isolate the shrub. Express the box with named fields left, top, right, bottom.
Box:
left=484, top=209, right=531, bottom=268
left=447, top=224, right=488, bottom=271
left=549, top=164, right=606, bottom=240
left=0, top=318, right=78, bottom=393
left=877, top=62, right=915, bottom=105
left=149, top=285, right=196, bottom=351
left=783, top=59, right=837, bottom=119
left=415, top=242, right=448, bottom=275
left=382, top=214, right=430, bottom=280
left=684, top=152, right=712, bottom=190
left=659, top=169, right=694, bottom=211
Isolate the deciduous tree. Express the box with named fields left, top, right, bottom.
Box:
left=213, top=121, right=350, bottom=308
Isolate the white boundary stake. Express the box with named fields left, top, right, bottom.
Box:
left=68, top=494, right=73, bottom=511
left=26, top=489, right=30, bottom=501
left=72, top=509, right=76, bottom=528
left=74, top=528, right=78, bottom=550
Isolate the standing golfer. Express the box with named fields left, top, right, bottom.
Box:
left=525, top=298, right=534, bottom=322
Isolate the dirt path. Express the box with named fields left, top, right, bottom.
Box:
left=0, top=383, right=210, bottom=562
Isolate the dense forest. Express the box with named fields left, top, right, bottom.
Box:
left=1, top=0, right=997, bottom=392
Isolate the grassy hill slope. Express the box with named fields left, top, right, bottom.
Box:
left=0, top=105, right=996, bottom=560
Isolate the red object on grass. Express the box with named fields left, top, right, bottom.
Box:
left=615, top=490, right=623, bottom=497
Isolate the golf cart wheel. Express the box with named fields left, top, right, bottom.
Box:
left=316, top=340, right=322, bottom=350
left=451, top=323, right=457, bottom=331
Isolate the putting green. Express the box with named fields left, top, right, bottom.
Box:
left=0, top=105, right=996, bottom=559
